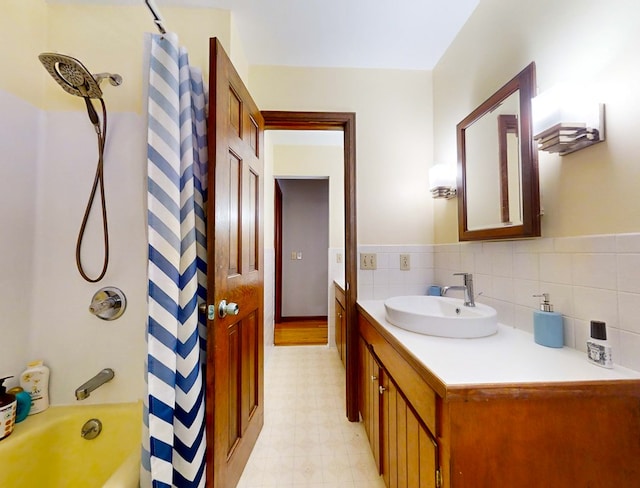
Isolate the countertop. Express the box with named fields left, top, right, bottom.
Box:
left=357, top=299, right=640, bottom=387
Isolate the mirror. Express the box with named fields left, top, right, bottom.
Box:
left=457, top=62, right=540, bottom=241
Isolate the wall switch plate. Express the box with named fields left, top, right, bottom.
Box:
left=290, top=251, right=297, bottom=260
left=360, top=253, right=377, bottom=270
left=297, top=252, right=303, bottom=260
left=400, top=254, right=410, bottom=271
left=337, top=253, right=343, bottom=264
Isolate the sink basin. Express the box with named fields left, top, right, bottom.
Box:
left=384, top=296, right=498, bottom=338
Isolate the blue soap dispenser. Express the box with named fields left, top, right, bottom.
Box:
left=532, top=293, right=564, bottom=348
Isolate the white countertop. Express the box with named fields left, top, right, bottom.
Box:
left=358, top=300, right=640, bottom=386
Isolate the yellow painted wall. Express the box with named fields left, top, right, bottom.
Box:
left=433, top=0, right=640, bottom=243
left=2, top=3, right=240, bottom=112
left=272, top=144, right=345, bottom=249
left=0, top=0, right=47, bottom=107
left=250, top=65, right=435, bottom=245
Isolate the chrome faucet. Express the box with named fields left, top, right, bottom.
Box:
left=441, top=272, right=475, bottom=307
left=75, top=368, right=115, bottom=400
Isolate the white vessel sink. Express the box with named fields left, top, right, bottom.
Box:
left=384, top=295, right=498, bottom=338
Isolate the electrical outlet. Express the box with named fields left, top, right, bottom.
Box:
left=400, top=254, right=410, bottom=271
left=336, top=253, right=343, bottom=264
left=360, top=253, right=377, bottom=270
left=297, top=252, right=303, bottom=260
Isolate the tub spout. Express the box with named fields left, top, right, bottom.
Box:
left=75, top=368, right=115, bottom=400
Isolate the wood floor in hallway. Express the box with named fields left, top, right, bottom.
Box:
left=274, top=319, right=328, bottom=346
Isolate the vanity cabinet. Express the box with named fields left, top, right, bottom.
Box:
left=357, top=306, right=640, bottom=488
left=359, top=336, right=439, bottom=488
left=334, top=282, right=346, bottom=367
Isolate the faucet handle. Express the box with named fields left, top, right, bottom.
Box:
left=453, top=272, right=472, bottom=283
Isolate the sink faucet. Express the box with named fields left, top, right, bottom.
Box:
left=441, top=272, right=475, bottom=307
left=75, top=368, right=115, bottom=400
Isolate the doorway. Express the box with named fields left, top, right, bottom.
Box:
left=262, top=111, right=359, bottom=421
left=274, top=177, right=330, bottom=346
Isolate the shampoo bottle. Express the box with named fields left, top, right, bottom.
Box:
left=532, top=293, right=564, bottom=348
left=0, top=376, right=17, bottom=440
left=586, top=320, right=613, bottom=368
left=19, top=360, right=50, bottom=415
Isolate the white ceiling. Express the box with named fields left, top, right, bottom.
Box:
left=49, top=0, right=480, bottom=70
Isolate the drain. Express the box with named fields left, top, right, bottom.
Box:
left=81, top=418, right=102, bottom=440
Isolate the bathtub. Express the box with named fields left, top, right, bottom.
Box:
left=0, top=401, right=141, bottom=488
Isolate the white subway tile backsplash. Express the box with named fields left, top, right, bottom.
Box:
left=513, top=252, right=539, bottom=280
left=553, top=235, right=616, bottom=253
left=571, top=286, right=618, bottom=326
left=617, top=254, right=640, bottom=293
left=539, top=253, right=573, bottom=285
left=618, top=330, right=640, bottom=372
left=358, top=234, right=640, bottom=371
left=571, top=253, right=617, bottom=290
left=617, top=292, right=640, bottom=334
left=616, top=233, right=640, bottom=253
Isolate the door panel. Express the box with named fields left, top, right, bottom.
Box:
left=207, top=38, right=264, bottom=488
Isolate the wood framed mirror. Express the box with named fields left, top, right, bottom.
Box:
left=457, top=62, right=540, bottom=241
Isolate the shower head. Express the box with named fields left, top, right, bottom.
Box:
left=38, top=53, right=103, bottom=99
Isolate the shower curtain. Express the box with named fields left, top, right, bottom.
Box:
left=142, top=32, right=208, bottom=488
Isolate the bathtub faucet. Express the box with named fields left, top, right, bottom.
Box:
left=441, top=272, right=475, bottom=307
left=75, top=368, right=115, bottom=400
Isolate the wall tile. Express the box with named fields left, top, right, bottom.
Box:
left=491, top=252, right=514, bottom=277
left=618, top=330, right=640, bottom=371
left=513, top=279, right=540, bottom=307
left=617, top=292, right=640, bottom=334
left=513, top=252, right=539, bottom=281
left=571, top=253, right=617, bottom=290
left=572, top=286, right=618, bottom=326
left=554, top=235, right=616, bottom=253
left=539, top=253, right=573, bottom=285
left=616, top=233, right=640, bottom=253
left=617, top=254, right=640, bottom=293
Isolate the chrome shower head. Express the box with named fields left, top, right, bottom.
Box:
left=38, top=53, right=103, bottom=99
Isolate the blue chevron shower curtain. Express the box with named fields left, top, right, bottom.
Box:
left=141, top=32, right=208, bottom=488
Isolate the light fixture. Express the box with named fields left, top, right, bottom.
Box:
left=429, top=162, right=457, bottom=199
left=532, top=84, right=605, bottom=156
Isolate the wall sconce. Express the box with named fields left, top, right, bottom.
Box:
left=429, top=162, right=457, bottom=199
left=532, top=84, right=605, bottom=156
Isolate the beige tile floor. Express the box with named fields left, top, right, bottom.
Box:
left=237, top=346, right=386, bottom=488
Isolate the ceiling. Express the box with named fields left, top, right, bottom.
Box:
left=50, top=0, right=480, bottom=70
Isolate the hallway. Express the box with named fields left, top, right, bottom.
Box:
left=237, top=346, right=385, bottom=487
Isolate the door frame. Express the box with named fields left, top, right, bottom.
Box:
left=262, top=111, right=358, bottom=421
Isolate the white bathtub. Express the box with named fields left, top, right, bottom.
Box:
left=0, top=401, right=141, bottom=488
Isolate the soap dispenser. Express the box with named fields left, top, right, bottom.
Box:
left=532, top=293, right=564, bottom=348
left=0, top=376, right=17, bottom=440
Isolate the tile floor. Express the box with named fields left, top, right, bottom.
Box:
left=237, top=346, right=386, bottom=488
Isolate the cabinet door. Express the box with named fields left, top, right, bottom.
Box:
left=335, top=298, right=344, bottom=364
left=359, top=337, right=381, bottom=471
left=380, top=369, right=438, bottom=488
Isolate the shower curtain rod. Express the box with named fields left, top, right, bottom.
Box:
left=144, top=0, right=167, bottom=34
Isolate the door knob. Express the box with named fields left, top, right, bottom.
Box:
left=218, top=300, right=239, bottom=318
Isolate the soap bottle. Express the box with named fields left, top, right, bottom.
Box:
left=19, top=360, right=50, bottom=415
left=0, top=376, right=17, bottom=440
left=586, top=320, right=613, bottom=368
left=532, top=293, right=564, bottom=348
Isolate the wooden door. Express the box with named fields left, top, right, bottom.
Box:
left=206, top=38, right=264, bottom=488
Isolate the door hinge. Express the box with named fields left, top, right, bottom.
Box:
left=436, top=467, right=443, bottom=488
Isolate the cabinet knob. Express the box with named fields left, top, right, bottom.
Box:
left=379, top=385, right=387, bottom=395
left=371, top=375, right=377, bottom=382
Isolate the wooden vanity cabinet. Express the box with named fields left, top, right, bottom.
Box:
left=359, top=335, right=439, bottom=488
left=358, top=308, right=640, bottom=488
left=334, top=283, right=346, bottom=367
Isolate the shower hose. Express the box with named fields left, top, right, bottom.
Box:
left=76, top=97, right=109, bottom=282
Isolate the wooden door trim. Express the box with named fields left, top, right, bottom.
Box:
left=274, top=179, right=283, bottom=323
left=262, top=110, right=359, bottom=421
